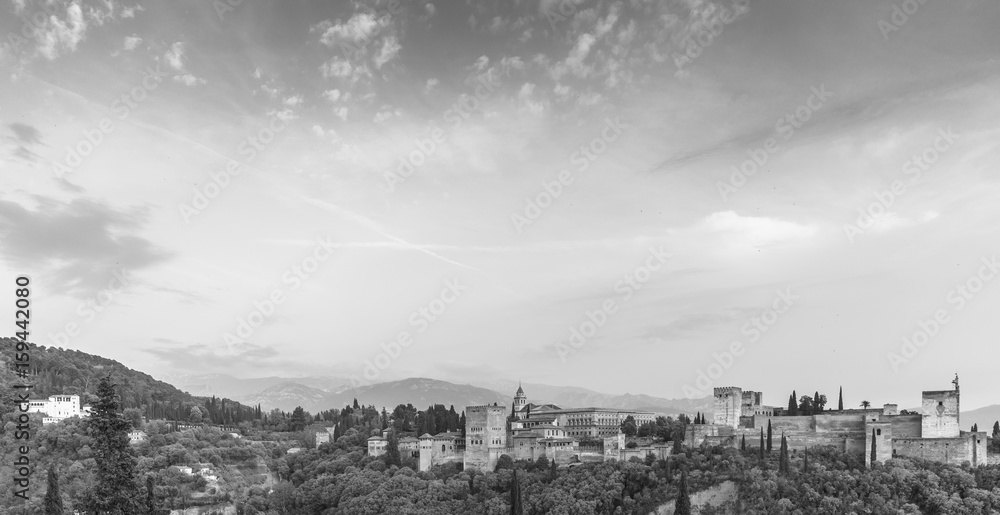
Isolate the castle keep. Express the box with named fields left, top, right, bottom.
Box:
left=690, top=376, right=987, bottom=467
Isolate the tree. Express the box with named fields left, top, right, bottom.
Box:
left=621, top=415, right=637, bottom=437
left=353, top=398, right=360, bottom=409
left=861, top=400, right=871, bottom=409
left=510, top=468, right=523, bottom=515
left=798, top=395, right=814, bottom=416
left=971, top=423, right=979, bottom=432
left=766, top=420, right=773, bottom=453
left=290, top=406, right=307, bottom=432
left=495, top=454, right=514, bottom=472
left=80, top=375, right=144, bottom=514
left=814, top=392, right=827, bottom=412
left=802, top=446, right=809, bottom=473
left=188, top=405, right=203, bottom=423
left=675, top=469, right=692, bottom=515
left=838, top=386, right=844, bottom=411
left=145, top=475, right=157, bottom=514
left=740, top=434, right=746, bottom=451
left=758, top=429, right=764, bottom=463
left=870, top=428, right=877, bottom=467
left=548, top=458, right=558, bottom=482
left=787, top=392, right=798, bottom=416
left=778, top=435, right=789, bottom=475
left=993, top=421, right=1000, bottom=439
left=45, top=467, right=64, bottom=515
left=386, top=430, right=401, bottom=467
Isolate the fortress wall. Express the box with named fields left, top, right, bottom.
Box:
left=893, top=437, right=974, bottom=466
left=813, top=414, right=866, bottom=433
left=887, top=415, right=922, bottom=438
left=754, top=416, right=814, bottom=432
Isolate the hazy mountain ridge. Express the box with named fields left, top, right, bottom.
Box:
left=225, top=375, right=714, bottom=415
left=236, top=378, right=512, bottom=413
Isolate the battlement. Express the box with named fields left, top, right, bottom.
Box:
left=714, top=386, right=741, bottom=396
left=466, top=405, right=507, bottom=413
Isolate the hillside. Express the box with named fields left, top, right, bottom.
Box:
left=0, top=337, right=257, bottom=422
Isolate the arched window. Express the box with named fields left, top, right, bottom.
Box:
left=441, top=444, right=445, bottom=452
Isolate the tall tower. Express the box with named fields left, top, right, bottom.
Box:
left=513, top=383, right=527, bottom=418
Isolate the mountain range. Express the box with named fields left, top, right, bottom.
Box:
left=158, top=374, right=715, bottom=416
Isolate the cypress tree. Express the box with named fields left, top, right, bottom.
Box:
left=803, top=446, right=809, bottom=473
left=675, top=470, right=692, bottom=515
left=510, top=468, right=523, bottom=515
left=758, top=429, right=764, bottom=463
left=870, top=428, right=877, bottom=467
left=740, top=434, right=746, bottom=451
left=788, top=391, right=798, bottom=415
left=992, top=421, right=1000, bottom=439
left=549, top=458, right=557, bottom=482
left=838, top=387, right=844, bottom=411
left=81, top=375, right=144, bottom=514
left=766, top=420, right=773, bottom=453
left=146, top=475, right=157, bottom=514
left=386, top=430, right=402, bottom=467
left=44, top=467, right=64, bottom=515
left=779, top=435, right=789, bottom=475
left=813, top=391, right=821, bottom=412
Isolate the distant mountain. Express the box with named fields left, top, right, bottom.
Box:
left=159, top=372, right=353, bottom=399
left=238, top=382, right=332, bottom=412
left=472, top=379, right=713, bottom=417
left=239, top=377, right=512, bottom=413
left=237, top=376, right=715, bottom=416
left=963, top=405, right=1000, bottom=433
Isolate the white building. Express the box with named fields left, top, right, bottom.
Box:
left=25, top=395, right=89, bottom=424
left=128, top=430, right=147, bottom=444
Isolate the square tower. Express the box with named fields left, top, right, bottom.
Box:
left=713, top=387, right=742, bottom=429
left=463, top=405, right=508, bottom=471
left=921, top=386, right=959, bottom=438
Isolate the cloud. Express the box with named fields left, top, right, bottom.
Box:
left=316, top=12, right=386, bottom=47
left=701, top=211, right=817, bottom=246
left=283, top=94, right=304, bottom=107
left=374, top=36, right=401, bottom=68
left=8, top=123, right=42, bottom=145
left=32, top=1, right=88, bottom=60
left=143, top=341, right=281, bottom=372
left=123, top=35, right=142, bottom=51
left=165, top=41, right=185, bottom=70
left=0, top=197, right=170, bottom=295
left=322, top=89, right=343, bottom=102
left=173, top=74, right=205, bottom=87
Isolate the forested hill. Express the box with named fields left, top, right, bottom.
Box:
left=0, top=337, right=261, bottom=424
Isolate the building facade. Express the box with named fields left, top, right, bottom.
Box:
left=25, top=395, right=90, bottom=424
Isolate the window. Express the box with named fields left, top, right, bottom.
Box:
left=441, top=445, right=445, bottom=452
left=876, top=429, right=881, bottom=435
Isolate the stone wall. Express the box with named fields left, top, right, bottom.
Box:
left=893, top=436, right=975, bottom=466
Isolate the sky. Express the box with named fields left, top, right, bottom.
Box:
left=1, top=0, right=999, bottom=410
